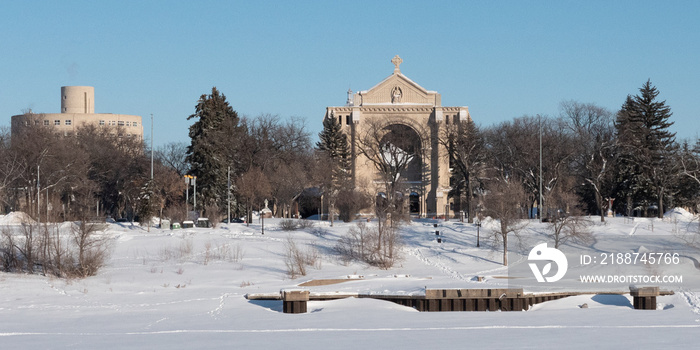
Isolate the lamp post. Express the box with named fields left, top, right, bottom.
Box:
left=538, top=114, right=543, bottom=221
left=184, top=175, right=190, bottom=219
left=37, top=165, right=40, bottom=224
left=183, top=175, right=197, bottom=220
left=476, top=219, right=481, bottom=248
left=227, top=166, right=231, bottom=224
left=150, top=114, right=154, bottom=180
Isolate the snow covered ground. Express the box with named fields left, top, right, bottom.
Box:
left=1, top=212, right=699, bottom=349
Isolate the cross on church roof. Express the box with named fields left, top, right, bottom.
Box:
left=392, top=55, right=403, bottom=73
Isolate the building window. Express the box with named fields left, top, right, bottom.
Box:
left=109, top=121, right=116, bottom=126
left=65, top=120, right=72, bottom=126
left=133, top=122, right=138, bottom=127
left=25, top=120, right=30, bottom=126
left=99, top=120, right=105, bottom=126
left=346, top=115, right=350, bottom=125
left=54, top=120, right=60, bottom=125
left=43, top=120, right=49, bottom=126
left=118, top=121, right=124, bottom=126
left=126, top=121, right=130, bottom=127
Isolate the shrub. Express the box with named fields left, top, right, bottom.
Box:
left=297, top=219, right=315, bottom=229
left=1, top=219, right=111, bottom=278
left=336, top=190, right=371, bottom=222
left=204, top=202, right=222, bottom=228
left=279, top=219, right=298, bottom=231
left=334, top=222, right=401, bottom=269
left=70, top=220, right=111, bottom=277
left=283, top=236, right=320, bottom=278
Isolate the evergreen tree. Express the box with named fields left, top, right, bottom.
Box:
left=615, top=80, right=677, bottom=217
left=137, top=178, right=158, bottom=231
left=317, top=114, right=350, bottom=174
left=186, top=87, right=243, bottom=215
left=316, top=114, right=351, bottom=224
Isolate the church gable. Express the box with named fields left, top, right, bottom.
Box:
left=358, top=56, right=440, bottom=106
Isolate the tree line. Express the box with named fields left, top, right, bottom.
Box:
left=444, top=80, right=700, bottom=224
left=3, top=82, right=697, bottom=228
left=2, top=81, right=695, bottom=270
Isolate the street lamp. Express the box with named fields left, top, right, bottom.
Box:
left=184, top=175, right=190, bottom=219
left=184, top=175, right=197, bottom=220
left=227, top=166, right=231, bottom=224
left=476, top=220, right=481, bottom=248
left=150, top=114, right=154, bottom=180
left=538, top=114, right=543, bottom=221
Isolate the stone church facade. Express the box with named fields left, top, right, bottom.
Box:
left=324, top=56, right=470, bottom=218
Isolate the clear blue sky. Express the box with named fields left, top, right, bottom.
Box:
left=2, top=0, right=699, bottom=147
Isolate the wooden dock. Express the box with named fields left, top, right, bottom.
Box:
left=246, top=287, right=672, bottom=314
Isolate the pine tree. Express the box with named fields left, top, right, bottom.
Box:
left=137, top=178, right=158, bottom=231
left=186, top=87, right=242, bottom=214
left=317, top=115, right=350, bottom=172
left=615, top=80, right=677, bottom=217
left=316, top=114, right=351, bottom=224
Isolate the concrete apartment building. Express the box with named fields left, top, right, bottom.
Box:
left=11, top=86, right=143, bottom=139
left=324, top=56, right=471, bottom=218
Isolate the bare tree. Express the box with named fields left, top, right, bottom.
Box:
left=677, top=140, right=700, bottom=211
left=0, top=127, right=25, bottom=211
left=238, top=114, right=312, bottom=218
left=269, top=158, right=309, bottom=218
left=485, top=117, right=541, bottom=218
left=356, top=119, right=423, bottom=227
left=155, top=141, right=189, bottom=176
left=483, top=177, right=527, bottom=266
left=544, top=176, right=594, bottom=248
left=440, top=119, right=487, bottom=222
left=236, top=167, right=272, bottom=226
left=70, top=183, right=110, bottom=277
left=153, top=161, right=187, bottom=223
left=561, top=101, right=617, bottom=221
left=335, top=188, right=371, bottom=222
left=485, top=116, right=575, bottom=220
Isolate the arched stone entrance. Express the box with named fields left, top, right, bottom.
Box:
left=379, top=123, right=422, bottom=183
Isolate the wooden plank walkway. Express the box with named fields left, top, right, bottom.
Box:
left=245, top=287, right=673, bottom=313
